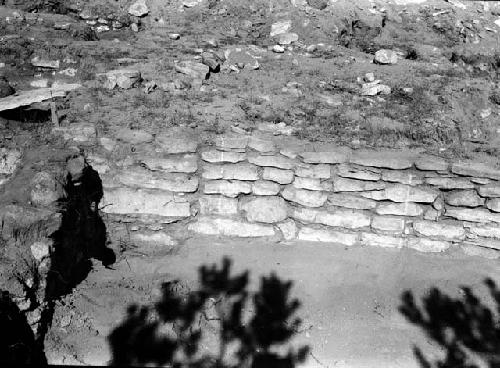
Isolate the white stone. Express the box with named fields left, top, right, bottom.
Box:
left=0, top=148, right=21, bottom=175
left=214, top=135, right=248, bottom=150
left=199, top=195, right=238, bottom=215
left=371, top=216, right=405, bottom=233
left=101, top=188, right=190, bottom=217
left=425, top=177, right=474, bottom=189
left=128, top=0, right=149, bottom=17
left=415, top=155, right=449, bottom=171
left=31, top=56, right=60, bottom=69
left=468, top=225, right=500, bottom=239
left=293, top=177, right=331, bottom=191
left=204, top=180, right=252, bottom=198
left=116, top=128, right=153, bottom=144
left=328, top=193, right=377, bottom=210
left=281, top=186, right=327, bottom=207
left=486, top=198, right=500, bottom=213
left=30, top=241, right=51, bottom=262
left=300, top=150, right=350, bottom=164
left=478, top=184, right=500, bottom=198
left=374, top=49, right=398, bottom=64
left=248, top=137, right=276, bottom=153
left=142, top=155, right=198, bottom=173
left=361, top=83, right=391, bottom=96
left=445, top=207, right=500, bottom=223
left=117, top=167, right=198, bottom=193
left=130, top=232, right=176, bottom=248
left=201, top=150, right=246, bottom=163
left=292, top=207, right=371, bottom=229
left=252, top=180, right=281, bottom=196
left=350, top=150, right=414, bottom=169
left=155, top=135, right=198, bottom=153
left=188, top=218, right=276, bottom=237
left=413, top=220, right=465, bottom=240
left=295, top=164, right=331, bottom=179
left=407, top=238, right=450, bottom=253
left=337, top=164, right=381, bottom=181
left=262, top=167, right=294, bottom=184
left=381, top=170, right=423, bottom=185
left=278, top=32, right=299, bottom=45
left=461, top=243, right=500, bottom=260
left=334, top=177, right=386, bottom=192
left=242, top=196, right=288, bottom=223
left=384, top=184, right=439, bottom=203
left=202, top=163, right=258, bottom=180
left=175, top=61, right=209, bottom=80
left=270, top=20, right=292, bottom=37
left=360, top=233, right=405, bottom=248
left=248, top=153, right=295, bottom=170
left=445, top=190, right=484, bottom=207
left=451, top=161, right=500, bottom=180
left=297, top=227, right=357, bottom=245
left=376, top=202, right=424, bottom=216
left=0, top=84, right=80, bottom=112
left=98, top=69, right=141, bottom=89
left=277, top=219, right=297, bottom=240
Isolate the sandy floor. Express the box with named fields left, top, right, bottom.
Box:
left=45, top=236, right=500, bottom=367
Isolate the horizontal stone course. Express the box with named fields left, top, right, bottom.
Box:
left=241, top=196, right=288, bottom=223
left=188, top=217, right=276, bottom=237
left=406, top=238, right=450, bottom=253
left=199, top=195, right=238, bottom=215
left=101, top=188, right=190, bottom=217
left=451, top=161, right=500, bottom=180
left=155, top=135, right=198, bottom=153
left=375, top=202, right=424, bottom=216
left=292, top=207, right=371, bottom=229
left=384, top=184, right=439, bottom=203
left=425, top=177, right=474, bottom=189
left=445, top=190, right=484, bottom=207
left=445, top=207, right=500, bottom=223
left=415, top=155, right=449, bottom=171
left=115, top=167, right=199, bottom=193
left=350, top=150, right=414, bottom=170
left=478, top=184, right=500, bottom=198
left=252, top=180, right=281, bottom=195
left=371, top=215, right=405, bottom=233
left=293, top=177, right=332, bottom=191
left=360, top=233, right=404, bottom=248
left=413, top=220, right=465, bottom=240
left=300, top=148, right=351, bottom=164
left=381, top=170, right=423, bottom=185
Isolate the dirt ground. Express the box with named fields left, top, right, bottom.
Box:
left=44, top=236, right=500, bottom=367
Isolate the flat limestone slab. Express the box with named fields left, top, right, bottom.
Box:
left=0, top=84, right=81, bottom=111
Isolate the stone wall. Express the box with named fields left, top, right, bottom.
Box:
left=94, top=130, right=500, bottom=259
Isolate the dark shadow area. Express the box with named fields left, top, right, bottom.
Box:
left=400, top=278, right=500, bottom=368
left=0, top=106, right=51, bottom=125
left=108, top=257, right=309, bottom=368
left=0, top=290, right=47, bottom=366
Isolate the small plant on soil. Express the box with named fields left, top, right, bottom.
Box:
left=108, top=257, right=309, bottom=367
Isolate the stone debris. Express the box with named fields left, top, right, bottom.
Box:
left=374, top=49, right=398, bottom=65
left=270, top=20, right=292, bottom=37
left=0, top=84, right=81, bottom=112
left=98, top=69, right=141, bottom=90
left=128, top=0, right=149, bottom=17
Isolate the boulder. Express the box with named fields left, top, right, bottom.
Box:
left=175, top=61, right=209, bottom=81
left=242, top=197, right=288, bottom=223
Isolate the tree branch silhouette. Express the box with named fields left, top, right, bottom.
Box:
left=108, top=256, right=309, bottom=367
left=400, top=278, right=500, bottom=368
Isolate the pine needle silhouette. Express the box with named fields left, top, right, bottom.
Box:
left=400, top=278, right=500, bottom=368
left=108, top=257, right=309, bottom=367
